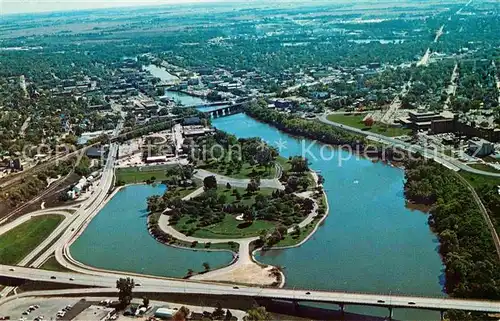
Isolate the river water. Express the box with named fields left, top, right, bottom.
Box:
left=70, top=184, right=234, bottom=278
left=71, top=87, right=445, bottom=319
left=212, top=113, right=445, bottom=320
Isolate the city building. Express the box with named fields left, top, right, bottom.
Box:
left=468, top=138, right=495, bottom=157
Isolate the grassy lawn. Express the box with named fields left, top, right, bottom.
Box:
left=40, top=255, right=73, bottom=272
left=172, top=185, right=277, bottom=238
left=216, top=186, right=274, bottom=206
left=177, top=214, right=275, bottom=239
left=0, top=215, right=64, bottom=265
left=469, top=163, right=500, bottom=173
left=273, top=220, right=317, bottom=247
left=200, top=160, right=276, bottom=179
left=326, top=113, right=411, bottom=137
left=116, top=164, right=177, bottom=184
left=459, top=171, right=500, bottom=189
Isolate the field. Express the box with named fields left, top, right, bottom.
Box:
left=115, top=164, right=177, bottom=184
left=0, top=215, right=64, bottom=265
left=468, top=163, right=500, bottom=174
left=326, top=113, right=411, bottom=137
left=200, top=161, right=277, bottom=179
left=459, top=171, right=500, bottom=189
left=177, top=214, right=275, bottom=239
left=40, top=255, right=73, bottom=272
left=173, top=186, right=276, bottom=238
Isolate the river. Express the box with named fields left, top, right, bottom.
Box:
left=212, top=113, right=445, bottom=321
left=143, top=64, right=179, bottom=82
left=71, top=93, right=445, bottom=319
left=70, top=184, right=234, bottom=278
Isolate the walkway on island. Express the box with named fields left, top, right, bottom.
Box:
left=158, top=169, right=323, bottom=286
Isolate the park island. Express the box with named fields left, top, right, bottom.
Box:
left=144, top=130, right=328, bottom=286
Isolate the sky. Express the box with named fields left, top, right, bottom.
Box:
left=0, top=0, right=223, bottom=15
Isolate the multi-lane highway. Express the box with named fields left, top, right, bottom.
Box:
left=0, top=120, right=123, bottom=298
left=1, top=265, right=500, bottom=314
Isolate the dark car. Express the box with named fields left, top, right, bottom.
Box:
left=233, top=286, right=239, bottom=289
left=50, top=276, right=56, bottom=279
left=377, top=300, right=385, bottom=303
left=305, top=292, right=311, bottom=295
left=408, top=302, right=416, bottom=305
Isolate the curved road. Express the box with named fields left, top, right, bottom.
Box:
left=318, top=114, right=500, bottom=177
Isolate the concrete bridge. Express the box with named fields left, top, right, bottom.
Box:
left=183, top=101, right=230, bottom=109
left=203, top=103, right=245, bottom=118
left=1, top=265, right=499, bottom=320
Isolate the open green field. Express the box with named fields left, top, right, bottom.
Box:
left=216, top=186, right=274, bottom=206
left=0, top=215, right=64, bottom=265
left=326, top=113, right=411, bottom=137
left=468, top=163, right=500, bottom=173
left=116, top=164, right=177, bottom=184
left=459, top=171, right=500, bottom=189
left=173, top=186, right=276, bottom=238
left=40, top=255, right=73, bottom=272
left=200, top=161, right=276, bottom=179
left=176, top=214, right=275, bottom=239
left=273, top=220, right=317, bottom=247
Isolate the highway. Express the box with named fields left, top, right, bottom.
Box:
left=0, top=120, right=123, bottom=298
left=1, top=265, right=500, bottom=314
left=318, top=114, right=500, bottom=177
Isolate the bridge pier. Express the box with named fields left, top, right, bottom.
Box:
left=440, top=310, right=444, bottom=321
left=339, top=303, right=345, bottom=319
left=388, top=307, right=393, bottom=320
left=293, top=300, right=300, bottom=311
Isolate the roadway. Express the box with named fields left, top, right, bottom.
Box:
left=0, top=120, right=123, bottom=298
left=1, top=265, right=500, bottom=314
left=318, top=113, right=500, bottom=177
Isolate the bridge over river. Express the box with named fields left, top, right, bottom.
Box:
left=1, top=265, right=499, bottom=320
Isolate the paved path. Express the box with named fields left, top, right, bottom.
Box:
left=194, top=169, right=284, bottom=190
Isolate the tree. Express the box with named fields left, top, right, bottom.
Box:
left=224, top=309, right=233, bottom=321
left=226, top=182, right=231, bottom=189
left=203, top=175, right=217, bottom=190
left=203, top=262, right=210, bottom=272
left=116, top=277, right=135, bottom=307
left=173, top=306, right=190, bottom=321
left=186, top=269, right=194, bottom=277
left=317, top=174, right=325, bottom=185
left=243, top=306, right=271, bottom=321
left=142, top=297, right=150, bottom=308
left=246, top=179, right=260, bottom=194
left=212, top=302, right=225, bottom=320
left=290, top=156, right=308, bottom=173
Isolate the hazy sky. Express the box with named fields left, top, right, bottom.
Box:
left=0, top=0, right=223, bottom=15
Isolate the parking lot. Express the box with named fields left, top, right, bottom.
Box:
left=0, top=297, right=80, bottom=321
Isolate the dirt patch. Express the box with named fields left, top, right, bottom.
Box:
left=191, top=263, right=277, bottom=286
